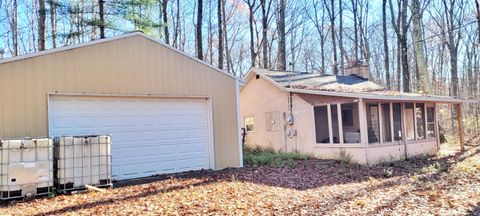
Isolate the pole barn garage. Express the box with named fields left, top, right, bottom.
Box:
left=0, top=32, right=242, bottom=180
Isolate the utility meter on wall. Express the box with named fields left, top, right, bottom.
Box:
left=286, top=114, right=294, bottom=125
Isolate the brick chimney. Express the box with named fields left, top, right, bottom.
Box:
left=344, top=60, right=370, bottom=80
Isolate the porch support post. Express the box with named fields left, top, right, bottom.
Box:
left=434, top=103, right=440, bottom=150
left=424, top=104, right=428, bottom=139
left=456, top=103, right=465, bottom=152
left=413, top=102, right=417, bottom=140
left=390, top=102, right=394, bottom=142
left=337, top=103, right=344, bottom=144
left=358, top=98, right=368, bottom=146
left=378, top=102, right=384, bottom=143
left=327, top=104, right=333, bottom=144
left=401, top=103, right=408, bottom=159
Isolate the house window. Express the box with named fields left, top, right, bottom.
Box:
left=244, top=116, right=255, bottom=132
left=367, top=103, right=380, bottom=143
left=393, top=103, right=403, bottom=141
left=405, top=103, right=415, bottom=140
left=382, top=103, right=392, bottom=142
left=426, top=106, right=435, bottom=138
left=416, top=103, right=426, bottom=139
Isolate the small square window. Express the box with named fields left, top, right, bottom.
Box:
left=244, top=116, right=255, bottom=132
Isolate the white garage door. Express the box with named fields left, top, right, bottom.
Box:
left=49, top=95, right=212, bottom=180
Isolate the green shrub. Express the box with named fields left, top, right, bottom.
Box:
left=243, top=146, right=309, bottom=167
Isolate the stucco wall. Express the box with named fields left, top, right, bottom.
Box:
left=240, top=75, right=288, bottom=151
left=0, top=34, right=240, bottom=169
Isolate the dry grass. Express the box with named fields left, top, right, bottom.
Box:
left=1, top=136, right=479, bottom=215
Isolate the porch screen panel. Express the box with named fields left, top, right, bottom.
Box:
left=315, top=106, right=330, bottom=143
left=331, top=105, right=340, bottom=143
left=405, top=103, right=415, bottom=140
left=382, top=103, right=392, bottom=142
left=416, top=103, right=426, bottom=140
left=367, top=103, right=380, bottom=143
left=393, top=103, right=402, bottom=141
left=342, top=103, right=361, bottom=143
left=426, top=106, right=435, bottom=138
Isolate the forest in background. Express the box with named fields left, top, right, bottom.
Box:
left=0, top=0, right=479, bottom=133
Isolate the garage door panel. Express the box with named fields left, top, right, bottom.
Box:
left=49, top=96, right=211, bottom=180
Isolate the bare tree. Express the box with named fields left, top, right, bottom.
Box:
left=324, top=0, right=338, bottom=74
left=196, top=0, right=203, bottom=60
left=48, top=0, right=58, bottom=47
left=382, top=0, right=390, bottom=89
left=218, top=0, right=224, bottom=69
left=38, top=0, right=46, bottom=50
left=411, top=0, right=428, bottom=93
left=339, top=0, right=344, bottom=74
left=351, top=0, right=359, bottom=61
left=260, top=0, right=272, bottom=69
left=389, top=0, right=411, bottom=92
left=244, top=0, right=258, bottom=67
left=98, top=0, right=105, bottom=39
left=276, top=0, right=286, bottom=70
left=307, top=0, right=327, bottom=74
left=8, top=0, right=19, bottom=56
left=162, top=0, right=169, bottom=44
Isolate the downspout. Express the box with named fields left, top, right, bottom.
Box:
left=284, top=91, right=294, bottom=152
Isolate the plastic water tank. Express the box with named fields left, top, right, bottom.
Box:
left=0, top=138, right=53, bottom=200
left=54, top=135, right=112, bottom=192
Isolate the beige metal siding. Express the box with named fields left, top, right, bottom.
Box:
left=0, top=35, right=240, bottom=169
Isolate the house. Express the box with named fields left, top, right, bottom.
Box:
left=240, top=63, right=464, bottom=164
left=0, top=32, right=242, bottom=180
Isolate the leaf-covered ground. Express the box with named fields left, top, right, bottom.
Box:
left=1, top=136, right=479, bottom=215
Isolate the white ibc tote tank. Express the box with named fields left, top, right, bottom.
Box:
left=54, top=135, right=112, bottom=192
left=0, top=138, right=53, bottom=200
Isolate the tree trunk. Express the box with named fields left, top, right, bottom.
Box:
left=411, top=0, right=428, bottom=93
left=351, top=0, right=358, bottom=61
left=173, top=0, right=180, bottom=48
left=325, top=0, right=337, bottom=74
left=196, top=0, right=203, bottom=60
left=450, top=48, right=459, bottom=97
left=218, top=0, right=223, bottom=69
left=476, top=0, right=480, bottom=45
left=246, top=0, right=256, bottom=67
left=261, top=0, right=268, bottom=69
left=339, top=0, right=344, bottom=74
left=276, top=0, right=286, bottom=70
left=400, top=0, right=410, bottom=92
left=38, top=0, right=46, bottom=51
left=99, top=0, right=105, bottom=38
left=12, top=0, right=18, bottom=56
left=49, top=0, right=57, bottom=48
left=221, top=0, right=231, bottom=72
left=162, top=0, right=169, bottom=44
left=382, top=0, right=390, bottom=89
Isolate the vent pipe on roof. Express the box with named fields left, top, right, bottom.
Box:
left=344, top=60, right=370, bottom=80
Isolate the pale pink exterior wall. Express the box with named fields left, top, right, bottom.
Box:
left=240, top=76, right=288, bottom=151
left=240, top=73, right=438, bottom=165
